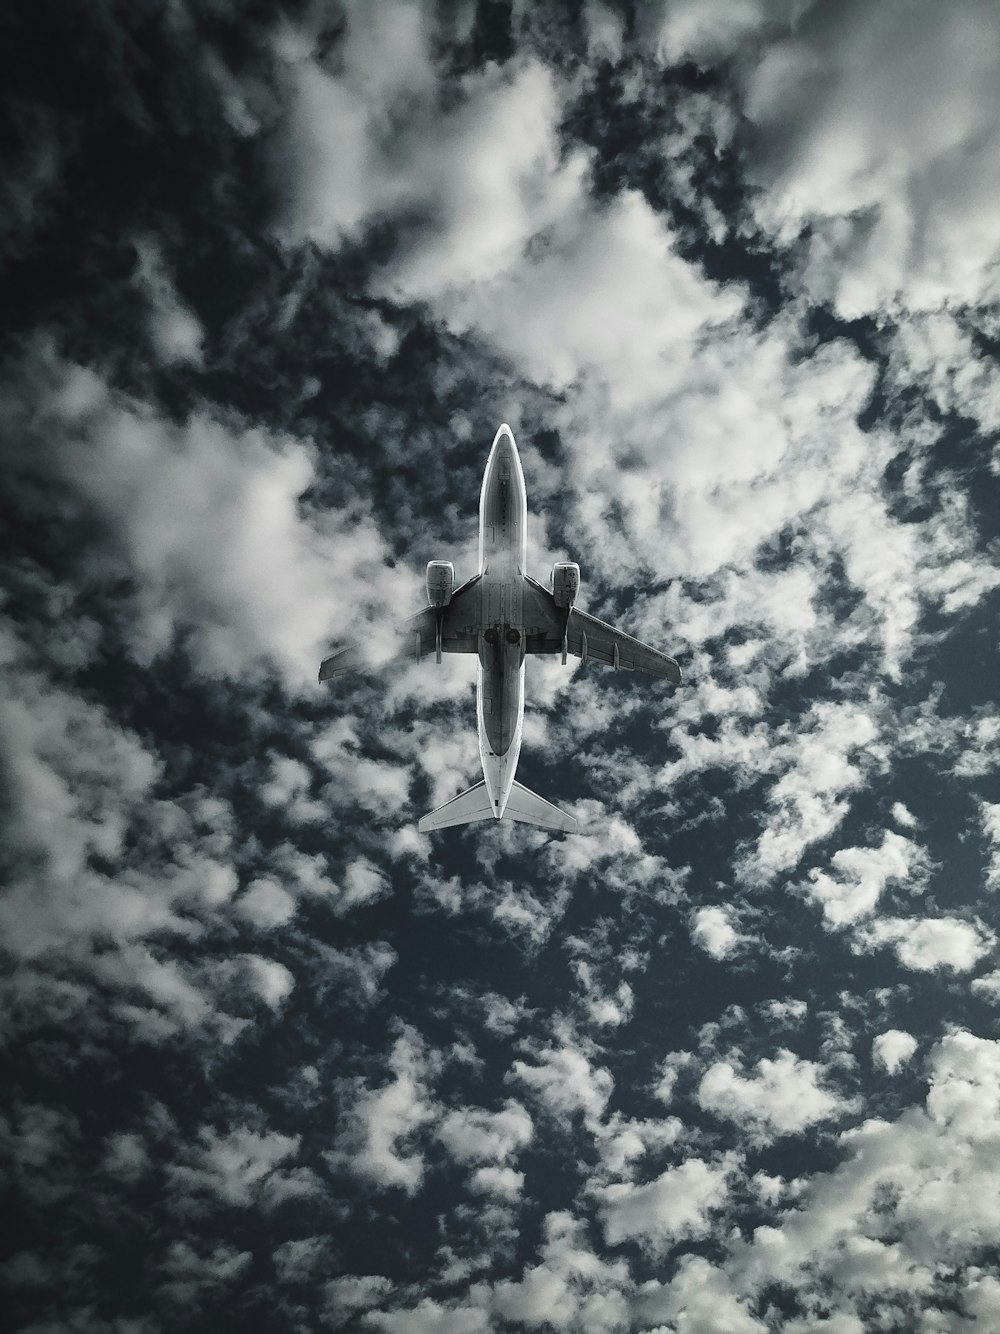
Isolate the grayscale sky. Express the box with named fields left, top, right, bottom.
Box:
left=2, top=2, right=1000, bottom=1331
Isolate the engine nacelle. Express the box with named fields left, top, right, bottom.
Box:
left=551, top=561, right=581, bottom=609
left=426, top=560, right=455, bottom=607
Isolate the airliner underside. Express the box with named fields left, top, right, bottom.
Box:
left=320, top=425, right=681, bottom=833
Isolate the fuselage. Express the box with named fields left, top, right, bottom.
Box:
left=477, top=424, right=527, bottom=817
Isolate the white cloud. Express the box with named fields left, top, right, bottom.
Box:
left=235, top=878, right=297, bottom=928
left=328, top=1028, right=440, bottom=1194
left=805, top=831, right=929, bottom=927
left=339, top=858, right=392, bottom=913
left=644, top=1032, right=1000, bottom=1324
left=891, top=802, right=918, bottom=830
left=489, top=1211, right=629, bottom=1331
left=166, top=1126, right=299, bottom=1208
left=241, top=955, right=295, bottom=1009
left=364, top=1298, right=489, bottom=1334
left=443, top=189, right=743, bottom=413
left=647, top=0, right=802, bottom=66
left=469, top=1166, right=525, bottom=1202
left=437, top=1101, right=533, bottom=1166
left=509, top=1037, right=613, bottom=1132
left=691, top=905, right=746, bottom=959
left=697, top=1049, right=855, bottom=1142
left=598, top=1155, right=737, bottom=1251
left=856, top=915, right=996, bottom=973
left=873, top=1030, right=918, bottom=1075
left=743, top=0, right=1000, bottom=317
left=323, top=1274, right=394, bottom=1323
left=159, top=1240, right=252, bottom=1302
left=635, top=1254, right=768, bottom=1334
left=971, top=970, right=1000, bottom=1004
left=745, top=701, right=882, bottom=882
left=132, top=236, right=205, bottom=366
left=4, top=345, right=397, bottom=687
left=982, top=801, right=1000, bottom=889
left=275, top=10, right=587, bottom=301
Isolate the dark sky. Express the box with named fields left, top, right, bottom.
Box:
left=3, top=2, right=1000, bottom=1331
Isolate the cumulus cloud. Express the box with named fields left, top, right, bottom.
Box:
left=437, top=1100, right=533, bottom=1167
left=873, top=1030, right=918, bottom=1075
left=166, top=1125, right=300, bottom=1209
left=745, top=701, right=882, bottom=882
left=2, top=344, right=397, bottom=687
left=982, top=800, right=1000, bottom=889
left=598, top=1155, right=737, bottom=1251
left=743, top=0, right=1000, bottom=317
left=805, top=830, right=929, bottom=927
left=856, top=915, right=996, bottom=973
left=697, top=1049, right=856, bottom=1142
left=691, top=904, right=747, bottom=959
left=132, top=236, right=205, bottom=366
left=328, top=1028, right=440, bottom=1194
left=509, top=1035, right=614, bottom=1132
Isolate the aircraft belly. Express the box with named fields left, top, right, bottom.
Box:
left=483, top=656, right=522, bottom=756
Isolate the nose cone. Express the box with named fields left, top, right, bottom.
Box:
left=492, top=422, right=517, bottom=455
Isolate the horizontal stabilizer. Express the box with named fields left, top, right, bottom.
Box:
left=505, top=780, right=578, bottom=833
left=418, top=780, right=578, bottom=833
left=418, top=781, right=495, bottom=832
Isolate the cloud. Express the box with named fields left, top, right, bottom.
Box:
left=804, top=830, right=929, bottom=927
left=165, top=1125, right=299, bottom=1211
left=873, top=1030, right=918, bottom=1075
left=469, top=1166, right=525, bottom=1202
left=691, top=905, right=747, bottom=959
left=234, top=878, right=298, bottom=928
left=159, top=1240, right=252, bottom=1304
left=275, top=9, right=587, bottom=301
left=982, top=801, right=1000, bottom=889
left=598, top=1155, right=737, bottom=1251
left=489, top=1211, right=629, bottom=1331
left=437, top=1100, right=533, bottom=1166
left=697, top=1049, right=856, bottom=1142
left=634, top=1254, right=768, bottom=1334
left=509, top=1034, right=614, bottom=1132
left=328, top=1027, right=440, bottom=1194
left=856, top=915, right=996, bottom=973
left=2, top=344, right=397, bottom=687
left=742, top=0, right=1000, bottom=317
left=132, top=236, right=205, bottom=366
left=744, top=701, right=882, bottom=882
left=323, top=1274, right=394, bottom=1323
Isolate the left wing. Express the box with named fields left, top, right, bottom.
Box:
left=521, top=574, right=681, bottom=684
left=319, top=575, right=481, bottom=682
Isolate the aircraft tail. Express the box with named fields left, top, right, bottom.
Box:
left=418, top=779, right=577, bottom=834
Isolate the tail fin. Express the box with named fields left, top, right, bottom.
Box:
left=505, top=780, right=578, bottom=833
left=418, top=779, right=578, bottom=834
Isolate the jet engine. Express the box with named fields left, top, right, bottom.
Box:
left=426, top=560, right=455, bottom=607
left=551, top=561, right=581, bottom=609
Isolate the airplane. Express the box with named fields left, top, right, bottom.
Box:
left=320, top=424, right=681, bottom=833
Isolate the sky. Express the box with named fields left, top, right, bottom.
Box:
left=2, top=0, right=1000, bottom=1330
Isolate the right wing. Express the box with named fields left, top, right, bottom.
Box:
left=319, top=574, right=481, bottom=682
left=521, top=574, right=680, bottom=684
left=567, top=607, right=682, bottom=684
